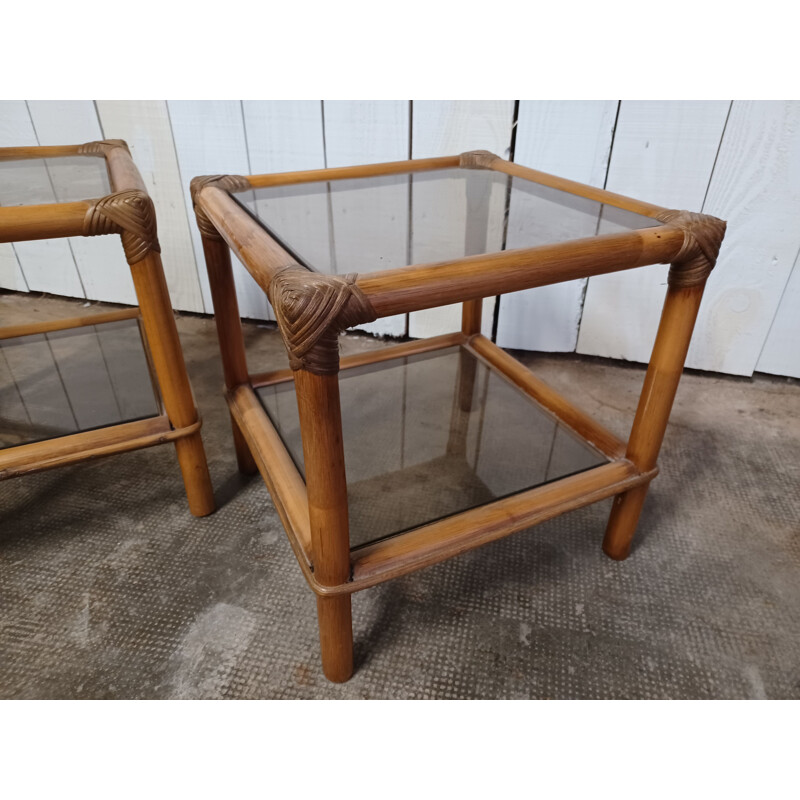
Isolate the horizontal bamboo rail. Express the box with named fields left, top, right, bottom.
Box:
left=488, top=158, right=668, bottom=219
left=0, top=415, right=201, bottom=478
left=0, top=144, right=84, bottom=160
left=245, top=156, right=461, bottom=188
left=239, top=153, right=668, bottom=222
left=0, top=201, right=90, bottom=242
left=249, top=331, right=466, bottom=387
left=227, top=384, right=312, bottom=560
left=465, top=335, right=627, bottom=459
left=344, top=461, right=656, bottom=594
left=196, top=186, right=300, bottom=292
left=198, top=182, right=687, bottom=319
left=357, top=226, right=686, bottom=317
left=106, top=146, right=148, bottom=194
left=0, top=307, right=140, bottom=341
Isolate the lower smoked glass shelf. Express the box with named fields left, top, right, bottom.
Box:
left=0, top=318, right=160, bottom=450
left=257, top=345, right=607, bottom=548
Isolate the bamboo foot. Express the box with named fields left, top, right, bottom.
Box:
left=174, top=433, right=216, bottom=517
left=317, top=594, right=354, bottom=683
left=602, top=483, right=650, bottom=560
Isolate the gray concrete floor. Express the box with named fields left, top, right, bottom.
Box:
left=1, top=292, right=799, bottom=699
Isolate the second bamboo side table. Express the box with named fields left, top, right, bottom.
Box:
left=0, top=140, right=214, bottom=517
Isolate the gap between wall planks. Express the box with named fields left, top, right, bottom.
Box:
left=495, top=100, right=618, bottom=353
left=1, top=100, right=799, bottom=379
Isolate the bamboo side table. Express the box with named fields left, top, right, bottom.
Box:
left=191, top=150, right=726, bottom=681
left=0, top=140, right=214, bottom=517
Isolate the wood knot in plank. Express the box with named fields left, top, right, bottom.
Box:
left=83, top=190, right=159, bottom=264
left=190, top=175, right=251, bottom=240
left=656, top=209, right=727, bottom=288
left=459, top=150, right=500, bottom=169
left=268, top=266, right=377, bottom=375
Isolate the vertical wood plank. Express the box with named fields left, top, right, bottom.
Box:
left=0, top=245, right=26, bottom=293
left=96, top=100, right=204, bottom=312
left=27, top=100, right=102, bottom=145
left=323, top=100, right=409, bottom=336
left=409, top=100, right=515, bottom=338
left=687, top=101, right=800, bottom=375
left=242, top=100, right=329, bottom=321
left=26, top=100, right=127, bottom=303
left=168, top=100, right=265, bottom=318
left=0, top=101, right=83, bottom=297
left=495, top=100, right=618, bottom=352
left=756, top=251, right=800, bottom=378
left=0, top=107, right=26, bottom=288
left=576, top=100, right=730, bottom=364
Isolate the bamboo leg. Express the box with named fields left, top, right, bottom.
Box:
left=130, top=251, right=215, bottom=516
left=447, top=348, right=477, bottom=458
left=461, top=300, right=483, bottom=336
left=461, top=169, right=491, bottom=339
left=603, top=281, right=706, bottom=560
left=201, top=234, right=256, bottom=474
left=294, top=368, right=353, bottom=682
left=456, top=345, right=478, bottom=413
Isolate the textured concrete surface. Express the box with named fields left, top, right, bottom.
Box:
left=1, top=292, right=799, bottom=699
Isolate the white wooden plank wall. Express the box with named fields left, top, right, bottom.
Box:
left=496, top=100, right=618, bottom=352
left=242, top=99, right=329, bottom=321
left=576, top=101, right=731, bottom=364
left=0, top=101, right=84, bottom=297
left=167, top=100, right=264, bottom=319
left=28, top=100, right=132, bottom=305
left=1, top=100, right=799, bottom=380
left=757, top=251, right=800, bottom=379
left=0, top=110, right=27, bottom=290
left=409, top=100, right=515, bottom=338
left=323, top=100, right=409, bottom=336
left=688, top=101, right=800, bottom=376
left=96, top=100, right=203, bottom=311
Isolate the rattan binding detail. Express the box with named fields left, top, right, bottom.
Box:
left=190, top=175, right=251, bottom=240
left=268, top=266, right=378, bottom=375
left=656, top=210, right=727, bottom=288
left=83, top=190, right=160, bottom=264
left=77, top=139, right=131, bottom=157
left=459, top=150, right=500, bottom=169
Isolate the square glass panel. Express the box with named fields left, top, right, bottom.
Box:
left=257, top=346, right=607, bottom=548
left=0, top=155, right=111, bottom=207
left=233, top=168, right=659, bottom=274
left=0, top=319, right=160, bottom=449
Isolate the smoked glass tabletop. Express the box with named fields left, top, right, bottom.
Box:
left=232, top=168, right=659, bottom=274
left=257, top=345, right=606, bottom=548
left=0, top=319, right=160, bottom=449
left=0, top=155, right=111, bottom=207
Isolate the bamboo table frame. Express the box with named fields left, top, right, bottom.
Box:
left=191, top=150, right=726, bottom=682
left=0, top=140, right=214, bottom=517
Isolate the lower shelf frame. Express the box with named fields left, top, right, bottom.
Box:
left=229, top=332, right=657, bottom=598
left=0, top=414, right=202, bottom=479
